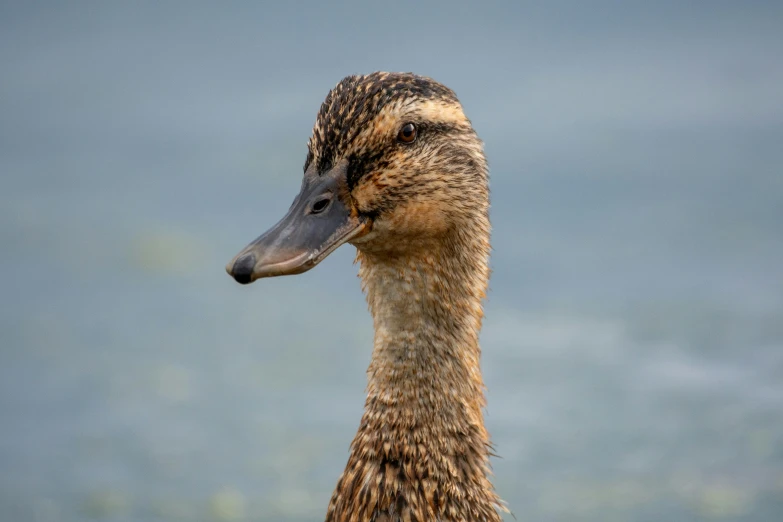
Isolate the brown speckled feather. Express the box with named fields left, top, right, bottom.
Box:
left=306, top=73, right=504, bottom=522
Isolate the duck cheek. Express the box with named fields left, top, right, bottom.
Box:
left=350, top=175, right=385, bottom=215
left=383, top=200, right=451, bottom=238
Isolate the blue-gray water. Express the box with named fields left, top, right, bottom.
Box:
left=1, top=2, right=782, bottom=521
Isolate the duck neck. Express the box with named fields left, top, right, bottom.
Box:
left=325, top=227, right=502, bottom=521
left=362, top=237, right=489, bottom=437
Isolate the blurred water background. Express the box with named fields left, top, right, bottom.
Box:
left=2, top=2, right=782, bottom=521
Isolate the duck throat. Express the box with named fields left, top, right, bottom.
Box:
left=325, top=229, right=502, bottom=522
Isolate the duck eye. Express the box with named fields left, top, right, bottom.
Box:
left=397, top=123, right=417, bottom=143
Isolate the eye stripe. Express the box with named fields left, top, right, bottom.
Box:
left=419, top=122, right=460, bottom=135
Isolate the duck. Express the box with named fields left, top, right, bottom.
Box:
left=226, top=72, right=504, bottom=522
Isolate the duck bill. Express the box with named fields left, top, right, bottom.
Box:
left=226, top=167, right=369, bottom=284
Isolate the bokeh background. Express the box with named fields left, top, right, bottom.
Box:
left=2, top=2, right=782, bottom=521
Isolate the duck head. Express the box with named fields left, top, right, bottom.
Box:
left=226, top=72, right=487, bottom=284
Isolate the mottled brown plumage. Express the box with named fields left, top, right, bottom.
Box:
left=229, top=71, right=504, bottom=521
left=308, top=72, right=503, bottom=522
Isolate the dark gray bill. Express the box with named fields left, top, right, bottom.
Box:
left=226, top=163, right=368, bottom=284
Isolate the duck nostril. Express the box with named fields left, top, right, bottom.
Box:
left=311, top=197, right=331, bottom=214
